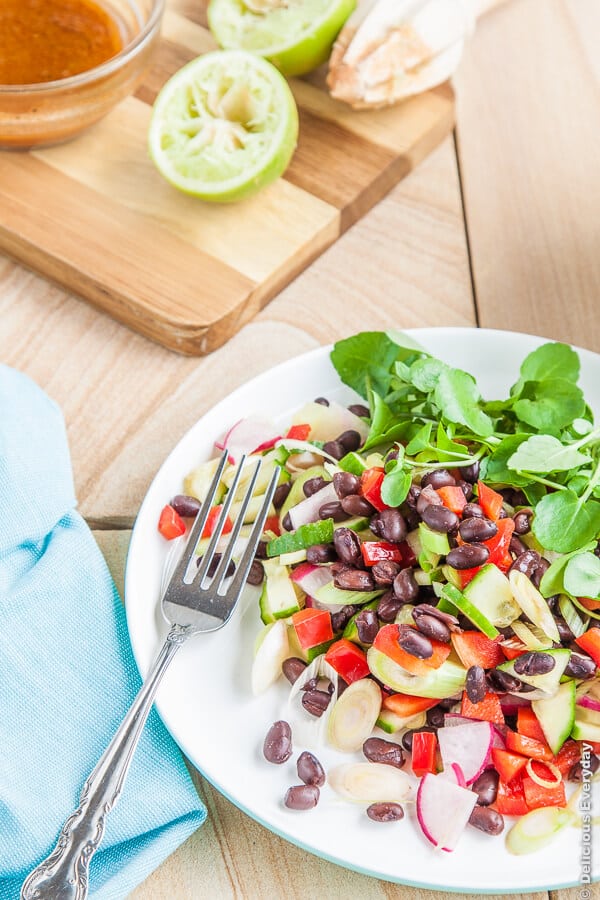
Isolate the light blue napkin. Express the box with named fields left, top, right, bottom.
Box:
left=0, top=365, right=205, bottom=899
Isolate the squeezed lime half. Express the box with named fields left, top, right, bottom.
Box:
left=148, top=50, right=299, bottom=202
left=208, top=0, right=356, bottom=77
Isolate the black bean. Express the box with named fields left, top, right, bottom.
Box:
left=170, top=494, right=201, bottom=517
left=416, top=484, right=443, bottom=516
left=397, top=625, right=433, bottom=659
left=363, top=737, right=405, bottom=768
left=377, top=590, right=404, bottom=623
left=469, top=806, right=504, bottom=835
left=337, top=429, right=362, bottom=452
left=414, top=613, right=451, bottom=643
left=421, top=504, right=460, bottom=534
left=509, top=535, right=528, bottom=557
left=341, top=494, right=377, bottom=517
left=355, top=608, right=379, bottom=644
left=302, top=676, right=319, bottom=692
left=333, top=471, right=361, bottom=499
left=412, top=603, right=460, bottom=629
left=273, top=482, right=291, bottom=510
left=263, top=720, right=292, bottom=764
left=466, top=665, right=487, bottom=703
left=197, top=553, right=235, bottom=579
left=459, top=517, right=498, bottom=543
left=509, top=549, right=541, bottom=579
left=314, top=397, right=329, bottom=406
left=370, top=508, right=408, bottom=543
left=460, top=461, right=480, bottom=483
left=393, top=567, right=419, bottom=603
left=297, top=751, right=326, bottom=787
left=302, top=690, right=331, bottom=717
left=303, top=476, right=328, bottom=497
left=306, top=543, right=336, bottom=564
left=323, top=440, right=345, bottom=460
left=513, top=509, right=532, bottom=535
left=282, top=658, right=307, bottom=685
left=554, top=616, right=574, bottom=643
left=319, top=501, right=347, bottom=522
left=426, top=706, right=446, bottom=728
left=513, top=651, right=556, bottom=676
left=565, top=653, right=597, bottom=679
left=569, top=755, right=599, bottom=782
left=421, top=469, right=456, bottom=490
left=284, top=784, right=320, bottom=810
left=488, top=668, right=523, bottom=692
left=372, top=559, right=401, bottom=585
left=401, top=726, right=437, bottom=752
left=246, top=560, right=264, bottom=585
left=282, top=512, right=293, bottom=532
left=333, top=526, right=362, bottom=565
left=463, top=502, right=484, bottom=519
left=446, top=543, right=490, bottom=570
left=348, top=403, right=370, bottom=418
left=255, top=540, right=269, bottom=560
left=458, top=479, right=474, bottom=500
left=334, top=567, right=375, bottom=591
left=366, top=802, right=404, bottom=823
left=330, top=604, right=357, bottom=632
left=472, top=770, right=499, bottom=806
left=531, top=558, right=550, bottom=588
left=405, top=484, right=421, bottom=510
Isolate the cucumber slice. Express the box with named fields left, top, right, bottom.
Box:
left=463, top=564, right=521, bottom=628
left=184, top=456, right=227, bottom=504
left=419, top=523, right=450, bottom=556
left=497, top=648, right=571, bottom=696
left=287, top=625, right=334, bottom=663
left=337, top=516, right=371, bottom=533
left=532, top=680, right=576, bottom=753
left=338, top=451, right=368, bottom=476
left=394, top=604, right=417, bottom=625
left=367, top=647, right=467, bottom=699
left=314, top=580, right=385, bottom=608
left=259, top=559, right=302, bottom=623
left=376, top=708, right=427, bottom=734
left=278, top=549, right=307, bottom=566
left=571, top=714, right=600, bottom=743
left=440, top=583, right=500, bottom=640
left=267, top=517, right=334, bottom=557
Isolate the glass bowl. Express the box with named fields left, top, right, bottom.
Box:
left=0, top=0, right=165, bottom=150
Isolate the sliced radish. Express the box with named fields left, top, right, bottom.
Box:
left=416, top=773, right=478, bottom=851
left=443, top=713, right=474, bottom=727
left=577, top=694, right=600, bottom=713
left=437, top=721, right=494, bottom=785
left=291, top=562, right=334, bottom=598
left=327, top=678, right=381, bottom=752
left=499, top=695, right=532, bottom=716
left=215, top=416, right=281, bottom=464
left=251, top=621, right=289, bottom=695
left=290, top=400, right=369, bottom=444
left=491, top=724, right=507, bottom=750
left=288, top=482, right=339, bottom=530
left=439, top=762, right=467, bottom=788
left=328, top=763, right=411, bottom=804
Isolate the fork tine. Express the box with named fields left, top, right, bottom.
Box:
left=195, top=453, right=251, bottom=583
left=168, top=449, right=229, bottom=588
left=211, top=457, right=264, bottom=591
left=225, top=464, right=280, bottom=599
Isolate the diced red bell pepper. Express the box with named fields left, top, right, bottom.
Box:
left=495, top=776, right=529, bottom=816
left=291, top=608, right=334, bottom=650
left=458, top=566, right=482, bottom=588
left=285, top=423, right=311, bottom=441
left=485, top=518, right=515, bottom=572
left=522, top=773, right=566, bottom=810
left=382, top=693, right=438, bottom=718
left=501, top=640, right=528, bottom=660
left=360, top=467, right=388, bottom=512
left=373, top=624, right=452, bottom=676
left=264, top=515, right=281, bottom=536
left=158, top=504, right=186, bottom=540
left=324, top=639, right=370, bottom=684
left=201, top=505, right=233, bottom=540
left=553, top=739, right=581, bottom=777
left=411, top=731, right=438, bottom=777
left=574, top=627, right=600, bottom=668
left=398, top=540, right=417, bottom=568
left=505, top=731, right=553, bottom=761
left=461, top=691, right=505, bottom=725
left=491, top=747, right=529, bottom=783
left=578, top=596, right=600, bottom=611
left=436, top=485, right=467, bottom=515
left=477, top=481, right=505, bottom=522
left=361, top=541, right=402, bottom=566
left=451, top=630, right=505, bottom=669
left=517, top=707, right=547, bottom=744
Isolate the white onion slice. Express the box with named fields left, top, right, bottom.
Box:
left=525, top=759, right=561, bottom=789
left=291, top=562, right=334, bottom=598
left=506, top=807, right=575, bottom=855
left=327, top=678, right=381, bottom=752
left=286, top=655, right=339, bottom=748
left=288, top=482, right=339, bottom=530
left=251, top=621, right=289, bottom=695
left=328, top=763, right=411, bottom=804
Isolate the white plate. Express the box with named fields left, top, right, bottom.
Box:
left=125, top=328, right=600, bottom=894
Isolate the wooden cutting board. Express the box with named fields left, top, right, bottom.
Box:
left=0, top=0, right=454, bottom=356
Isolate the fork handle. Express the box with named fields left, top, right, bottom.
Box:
left=21, top=623, right=191, bottom=900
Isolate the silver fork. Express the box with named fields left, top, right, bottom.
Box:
left=21, top=451, right=280, bottom=900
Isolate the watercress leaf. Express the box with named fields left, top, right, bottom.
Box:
left=393, top=360, right=413, bottom=383
left=409, top=357, right=449, bottom=393
left=381, top=467, right=412, bottom=507
left=405, top=422, right=433, bottom=455
left=435, top=423, right=471, bottom=457
left=386, top=330, right=429, bottom=355
left=362, top=390, right=416, bottom=451
left=508, top=435, right=591, bottom=473
left=532, top=490, right=600, bottom=553
left=330, top=332, right=414, bottom=399
left=521, top=482, right=547, bottom=506
left=572, top=418, right=594, bottom=436
left=519, top=342, right=580, bottom=384
left=538, top=545, right=595, bottom=598
left=485, top=435, right=530, bottom=485
left=514, top=378, right=585, bottom=433
left=563, top=552, right=600, bottom=600
left=434, top=369, right=494, bottom=438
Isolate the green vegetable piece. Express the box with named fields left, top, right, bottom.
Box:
left=532, top=490, right=600, bottom=553
left=409, top=357, right=448, bottom=393
left=419, top=523, right=450, bottom=557
left=259, top=561, right=302, bottom=624
left=496, top=648, right=571, bottom=695
left=330, top=331, right=424, bottom=400
left=563, top=551, right=600, bottom=600
left=338, top=451, right=368, bottom=475
left=367, top=648, right=467, bottom=699
left=434, top=368, right=494, bottom=437
left=532, top=681, right=576, bottom=754
left=518, top=342, right=580, bottom=385
left=514, top=378, right=585, bottom=433
left=381, top=466, right=411, bottom=507
left=267, top=518, right=334, bottom=557
left=440, top=583, right=500, bottom=640
left=508, top=435, right=591, bottom=474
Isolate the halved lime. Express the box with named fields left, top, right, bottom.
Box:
left=208, top=0, right=356, bottom=77
left=148, top=50, right=299, bottom=202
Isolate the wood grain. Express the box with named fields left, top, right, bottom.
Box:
left=454, top=0, right=600, bottom=353
left=0, top=1, right=454, bottom=355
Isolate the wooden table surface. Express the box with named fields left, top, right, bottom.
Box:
left=2, top=0, right=599, bottom=897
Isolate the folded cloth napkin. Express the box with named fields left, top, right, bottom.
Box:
left=0, top=365, right=205, bottom=899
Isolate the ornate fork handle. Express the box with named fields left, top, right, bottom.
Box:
left=21, top=624, right=191, bottom=900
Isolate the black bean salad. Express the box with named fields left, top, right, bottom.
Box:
left=158, top=331, right=600, bottom=855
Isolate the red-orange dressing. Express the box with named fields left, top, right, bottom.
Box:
left=0, top=0, right=124, bottom=85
